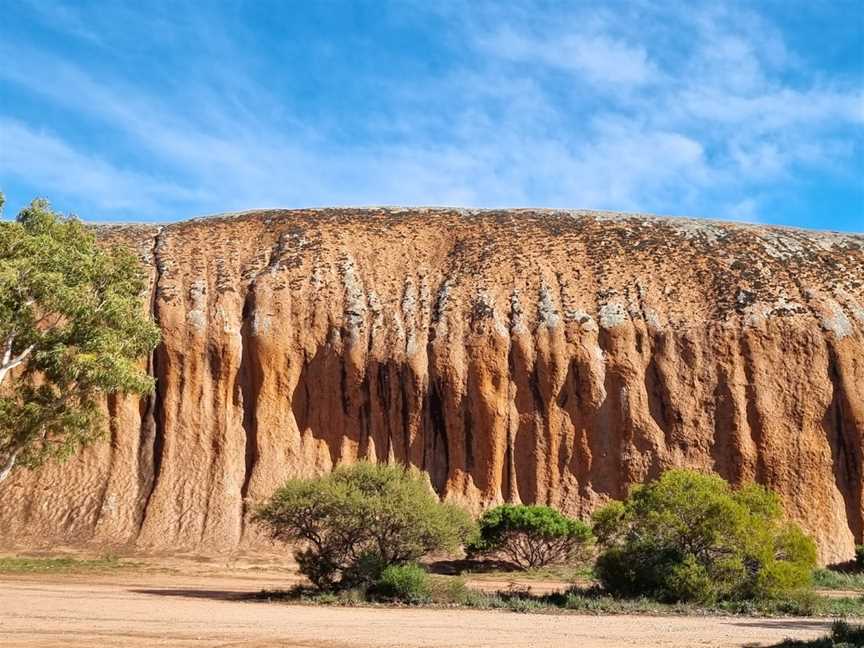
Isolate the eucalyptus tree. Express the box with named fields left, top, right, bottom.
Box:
left=0, top=194, right=160, bottom=482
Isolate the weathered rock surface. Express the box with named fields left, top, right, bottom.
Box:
left=0, top=208, right=861, bottom=563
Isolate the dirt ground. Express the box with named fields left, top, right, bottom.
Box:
left=0, top=562, right=839, bottom=648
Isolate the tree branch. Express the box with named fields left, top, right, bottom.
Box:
left=0, top=343, right=35, bottom=385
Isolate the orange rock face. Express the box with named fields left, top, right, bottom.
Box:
left=0, top=209, right=862, bottom=563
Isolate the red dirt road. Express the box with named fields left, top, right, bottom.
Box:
left=0, top=572, right=838, bottom=648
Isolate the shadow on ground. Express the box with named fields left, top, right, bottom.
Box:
left=732, top=620, right=831, bottom=632
left=425, top=558, right=518, bottom=575
left=130, top=588, right=253, bottom=602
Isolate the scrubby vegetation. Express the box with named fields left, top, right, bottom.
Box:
left=592, top=469, right=817, bottom=604
left=0, top=555, right=130, bottom=573
left=467, top=504, right=592, bottom=569
left=254, top=462, right=474, bottom=589
left=768, top=620, right=864, bottom=647
left=256, top=464, right=852, bottom=620
left=258, top=578, right=864, bottom=618
left=369, top=564, right=431, bottom=603
left=814, top=568, right=864, bottom=592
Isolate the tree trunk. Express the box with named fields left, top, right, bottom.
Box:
left=0, top=448, right=18, bottom=483
left=0, top=332, right=31, bottom=484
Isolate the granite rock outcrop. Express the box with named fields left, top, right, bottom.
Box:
left=0, top=208, right=861, bottom=564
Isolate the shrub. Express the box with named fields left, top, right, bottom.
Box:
left=592, top=469, right=817, bottom=604
left=770, top=620, right=864, bottom=647
left=769, top=589, right=819, bottom=616
left=427, top=576, right=478, bottom=605
left=855, top=545, right=864, bottom=571
left=371, top=564, right=430, bottom=603
left=831, top=620, right=864, bottom=646
left=468, top=504, right=592, bottom=569
left=254, top=462, right=475, bottom=590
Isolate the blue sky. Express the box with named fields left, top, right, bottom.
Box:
left=1, top=1, right=862, bottom=231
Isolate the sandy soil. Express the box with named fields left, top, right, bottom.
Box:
left=0, top=569, right=838, bottom=648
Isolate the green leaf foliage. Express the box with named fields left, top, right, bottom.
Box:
left=592, top=469, right=818, bottom=603
left=253, top=462, right=475, bottom=590
left=768, top=620, right=864, bottom=647
left=370, top=563, right=431, bottom=603
left=0, top=196, right=160, bottom=476
left=468, top=504, right=593, bottom=569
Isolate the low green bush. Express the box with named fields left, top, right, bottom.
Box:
left=855, top=545, right=864, bottom=571
left=593, top=469, right=817, bottom=604
left=371, top=564, right=430, bottom=603
left=255, top=579, right=864, bottom=618
left=254, top=462, right=475, bottom=590
left=427, top=576, right=479, bottom=605
left=468, top=504, right=592, bottom=569
left=832, top=620, right=864, bottom=646
left=766, top=589, right=819, bottom=616
left=769, top=619, right=864, bottom=647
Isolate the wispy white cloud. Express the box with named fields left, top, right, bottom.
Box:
left=476, top=26, right=659, bottom=86
left=0, top=1, right=860, bottom=227
left=0, top=119, right=202, bottom=213
left=20, top=0, right=105, bottom=45
left=728, top=197, right=760, bottom=221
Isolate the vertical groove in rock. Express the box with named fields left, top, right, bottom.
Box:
left=138, top=225, right=167, bottom=535
left=238, top=287, right=260, bottom=503
left=739, top=334, right=768, bottom=485
left=711, top=363, right=744, bottom=484
left=826, top=343, right=864, bottom=543
left=94, top=394, right=120, bottom=528
left=425, top=376, right=449, bottom=495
